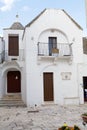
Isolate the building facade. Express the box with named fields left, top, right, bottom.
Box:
left=0, top=9, right=85, bottom=106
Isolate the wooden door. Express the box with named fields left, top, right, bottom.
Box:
left=43, top=73, right=54, bottom=101
left=7, top=71, right=21, bottom=93
left=83, top=77, right=87, bottom=102
left=8, top=36, right=19, bottom=56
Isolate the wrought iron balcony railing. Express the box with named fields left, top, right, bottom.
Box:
left=37, top=42, right=73, bottom=57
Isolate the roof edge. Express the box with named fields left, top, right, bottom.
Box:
left=62, top=9, right=83, bottom=30
left=3, top=28, right=24, bottom=30
left=26, top=8, right=46, bottom=27
left=26, top=8, right=83, bottom=30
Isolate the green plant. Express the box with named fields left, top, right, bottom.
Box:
left=74, top=125, right=80, bottom=130
left=61, top=126, right=67, bottom=130
left=61, top=126, right=70, bottom=130
left=59, top=123, right=80, bottom=130
left=82, top=113, right=87, bottom=116
left=64, top=126, right=70, bottom=130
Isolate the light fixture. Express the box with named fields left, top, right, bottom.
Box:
left=15, top=76, right=18, bottom=79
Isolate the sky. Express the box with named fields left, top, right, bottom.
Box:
left=0, top=0, right=86, bottom=36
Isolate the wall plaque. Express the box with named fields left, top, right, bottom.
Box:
left=61, top=72, right=72, bottom=80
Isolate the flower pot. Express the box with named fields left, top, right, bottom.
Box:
left=58, top=127, right=73, bottom=130
left=52, top=48, right=59, bottom=53
left=52, top=48, right=59, bottom=56
left=58, top=126, right=80, bottom=130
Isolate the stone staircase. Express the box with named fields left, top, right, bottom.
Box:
left=0, top=94, right=26, bottom=107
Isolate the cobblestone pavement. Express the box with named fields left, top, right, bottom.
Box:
left=0, top=104, right=87, bottom=130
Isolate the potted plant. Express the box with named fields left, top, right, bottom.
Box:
left=58, top=123, right=80, bottom=130
left=52, top=48, right=59, bottom=56
left=81, top=113, right=87, bottom=123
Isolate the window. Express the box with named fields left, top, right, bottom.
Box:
left=8, top=35, right=19, bottom=56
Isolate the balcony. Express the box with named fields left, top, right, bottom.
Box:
left=0, top=49, right=24, bottom=63
left=37, top=42, right=73, bottom=60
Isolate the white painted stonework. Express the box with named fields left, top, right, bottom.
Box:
left=0, top=9, right=86, bottom=106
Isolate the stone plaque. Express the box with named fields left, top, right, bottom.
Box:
left=61, top=72, right=72, bottom=80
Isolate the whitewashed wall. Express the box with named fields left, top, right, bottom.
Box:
left=0, top=29, right=26, bottom=103
left=0, top=37, right=3, bottom=53
left=3, top=29, right=24, bottom=61
left=23, top=9, right=83, bottom=106
left=3, top=29, right=24, bottom=50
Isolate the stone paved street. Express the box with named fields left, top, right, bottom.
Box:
left=0, top=104, right=87, bottom=130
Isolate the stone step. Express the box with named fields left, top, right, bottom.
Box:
left=42, top=101, right=56, bottom=106
left=0, top=103, right=25, bottom=106
left=2, top=94, right=21, bottom=100
left=0, top=94, right=26, bottom=107
left=0, top=100, right=26, bottom=107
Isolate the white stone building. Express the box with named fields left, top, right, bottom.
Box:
left=0, top=9, right=86, bottom=106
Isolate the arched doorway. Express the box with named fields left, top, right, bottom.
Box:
left=7, top=71, right=21, bottom=93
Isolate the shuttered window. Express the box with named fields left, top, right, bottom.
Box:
left=8, top=35, right=19, bottom=56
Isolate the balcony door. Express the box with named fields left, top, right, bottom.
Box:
left=48, top=37, right=57, bottom=56
left=8, top=35, right=19, bottom=56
